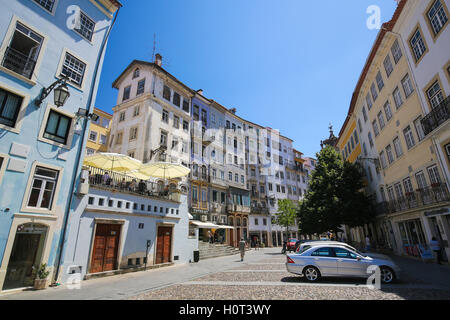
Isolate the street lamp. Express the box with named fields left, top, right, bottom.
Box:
left=35, top=75, right=71, bottom=107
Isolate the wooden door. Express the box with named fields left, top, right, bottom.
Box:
left=229, top=229, right=234, bottom=247
left=156, top=227, right=172, bottom=264
left=90, top=224, right=121, bottom=274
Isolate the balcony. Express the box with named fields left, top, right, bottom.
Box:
left=2, top=46, right=36, bottom=79
left=86, top=166, right=183, bottom=202
left=226, top=204, right=251, bottom=214
left=375, top=183, right=450, bottom=215
left=421, top=96, right=450, bottom=136
left=250, top=205, right=269, bottom=215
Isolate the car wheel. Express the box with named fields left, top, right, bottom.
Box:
left=380, top=266, right=395, bottom=284
left=303, top=266, right=321, bottom=282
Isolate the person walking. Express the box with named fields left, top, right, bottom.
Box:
left=239, top=238, right=246, bottom=261
left=430, top=237, right=442, bottom=265
left=365, top=235, right=371, bottom=253
left=282, top=240, right=287, bottom=254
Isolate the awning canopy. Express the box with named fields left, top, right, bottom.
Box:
left=189, top=221, right=234, bottom=229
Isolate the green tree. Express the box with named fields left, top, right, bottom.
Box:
left=298, top=145, right=375, bottom=237
left=274, top=199, right=299, bottom=240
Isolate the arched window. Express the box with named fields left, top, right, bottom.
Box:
left=228, top=217, right=234, bottom=226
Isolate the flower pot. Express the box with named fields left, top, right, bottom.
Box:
left=34, top=279, right=49, bottom=290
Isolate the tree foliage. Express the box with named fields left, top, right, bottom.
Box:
left=275, top=199, right=299, bottom=238
left=298, top=145, right=375, bottom=236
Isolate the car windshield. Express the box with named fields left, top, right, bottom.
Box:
left=343, top=245, right=367, bottom=257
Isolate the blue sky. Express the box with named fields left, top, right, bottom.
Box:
left=95, top=0, right=398, bottom=158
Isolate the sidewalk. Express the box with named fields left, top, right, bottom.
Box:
left=0, top=248, right=277, bottom=300
left=388, top=254, right=450, bottom=290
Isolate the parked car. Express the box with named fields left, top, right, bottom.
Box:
left=296, top=241, right=350, bottom=253
left=286, top=239, right=298, bottom=252
left=294, top=239, right=311, bottom=252
left=286, top=244, right=400, bottom=284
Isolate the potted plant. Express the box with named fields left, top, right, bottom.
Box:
left=33, top=263, right=50, bottom=290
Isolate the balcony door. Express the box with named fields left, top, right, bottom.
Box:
left=2, top=22, right=43, bottom=79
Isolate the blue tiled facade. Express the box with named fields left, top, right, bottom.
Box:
left=0, top=0, right=119, bottom=290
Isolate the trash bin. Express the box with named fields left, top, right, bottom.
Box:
left=193, top=250, right=200, bottom=262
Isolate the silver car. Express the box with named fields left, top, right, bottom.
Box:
left=286, top=244, right=401, bottom=284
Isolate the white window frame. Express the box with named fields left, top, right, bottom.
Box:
left=38, top=104, right=75, bottom=150
left=55, top=48, right=88, bottom=91
left=0, top=153, right=9, bottom=186
left=31, top=0, right=59, bottom=15
left=72, top=9, right=96, bottom=42
left=21, top=162, right=63, bottom=215
left=0, top=83, right=29, bottom=134
left=89, top=130, right=98, bottom=142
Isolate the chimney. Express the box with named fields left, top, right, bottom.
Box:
left=155, top=53, right=162, bottom=67
left=229, top=108, right=236, bottom=114
left=197, top=89, right=203, bottom=95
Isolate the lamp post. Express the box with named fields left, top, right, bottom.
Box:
left=35, top=75, right=70, bottom=107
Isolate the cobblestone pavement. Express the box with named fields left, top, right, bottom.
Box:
left=129, top=249, right=450, bottom=300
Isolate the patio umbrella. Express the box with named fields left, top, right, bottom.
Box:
left=126, top=170, right=151, bottom=181
left=83, top=153, right=142, bottom=173
left=139, top=162, right=190, bottom=180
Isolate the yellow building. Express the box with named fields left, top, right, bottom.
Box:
left=86, top=108, right=113, bottom=155
left=338, top=0, right=450, bottom=262
left=337, top=120, right=361, bottom=164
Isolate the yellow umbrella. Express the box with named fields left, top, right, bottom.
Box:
left=83, top=153, right=142, bottom=173
left=139, top=162, right=190, bottom=180
left=126, top=170, right=151, bottom=181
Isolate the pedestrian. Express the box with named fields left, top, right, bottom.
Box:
left=239, top=238, right=246, bottom=261
left=282, top=240, right=287, bottom=254
left=208, top=231, right=212, bottom=244
left=365, top=235, right=371, bottom=252
left=430, top=237, right=442, bottom=265
left=256, top=239, right=260, bottom=251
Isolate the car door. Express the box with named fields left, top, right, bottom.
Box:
left=333, top=247, right=367, bottom=277
left=310, top=247, right=338, bottom=276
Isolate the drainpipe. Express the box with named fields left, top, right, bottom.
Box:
left=52, top=6, right=121, bottom=285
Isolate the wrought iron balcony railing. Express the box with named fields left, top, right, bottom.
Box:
left=375, top=183, right=449, bottom=215
left=2, top=47, right=36, bottom=79
left=421, top=96, right=450, bottom=136
left=86, top=165, right=182, bottom=202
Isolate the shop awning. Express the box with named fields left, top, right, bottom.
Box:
left=189, top=221, right=234, bottom=229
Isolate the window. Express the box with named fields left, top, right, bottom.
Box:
left=384, top=101, right=393, bottom=121
left=163, top=85, right=171, bottom=101
left=89, top=130, right=97, bottom=142
left=228, top=172, right=232, bottom=181
left=0, top=88, right=23, bottom=128
left=370, top=83, right=378, bottom=101
left=379, top=151, right=387, bottom=169
left=268, top=183, right=273, bottom=191
left=427, top=165, right=441, bottom=184
left=311, top=247, right=333, bottom=257
left=128, top=151, right=135, bottom=158
left=384, top=55, right=394, bottom=77
left=86, top=148, right=94, bottom=156
left=362, top=106, right=368, bottom=122
left=376, top=71, right=384, bottom=91
left=358, top=118, right=362, bottom=133
left=393, top=87, right=403, bottom=109
left=173, top=92, right=180, bottom=107
left=73, top=10, right=96, bottom=41
left=372, top=120, right=380, bottom=137
left=33, top=0, right=56, bottom=12
left=182, top=98, right=190, bottom=112
left=386, top=144, right=395, bottom=164
left=410, top=28, right=427, bottom=62
left=133, top=106, right=140, bottom=117
left=393, top=137, right=403, bottom=158
left=173, top=115, right=180, bottom=129
left=43, top=110, right=71, bottom=144
left=119, top=112, right=125, bottom=122
left=377, top=111, right=385, bottom=130
left=415, top=171, right=428, bottom=189
left=137, top=79, right=145, bottom=95
left=401, top=74, right=414, bottom=98
left=403, top=125, right=416, bottom=150
left=129, top=127, right=138, bottom=141
left=26, top=166, right=59, bottom=210
left=183, top=120, right=189, bottom=131
left=116, top=132, right=123, bottom=145
left=61, top=52, right=86, bottom=87
left=160, top=130, right=168, bottom=147
left=100, top=134, right=107, bottom=145
left=235, top=173, right=239, bottom=183
left=122, top=86, right=131, bottom=101
left=391, top=39, right=403, bottom=64
left=427, top=0, right=448, bottom=36
left=403, top=177, right=414, bottom=196
left=366, top=94, right=373, bottom=110
left=414, top=117, right=425, bottom=141
left=426, top=81, right=444, bottom=109
left=334, top=248, right=357, bottom=259
left=132, top=68, right=140, bottom=79
left=394, top=183, right=404, bottom=199
left=2, top=22, right=43, bottom=80
left=362, top=142, right=368, bottom=156
left=162, top=109, right=169, bottom=123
